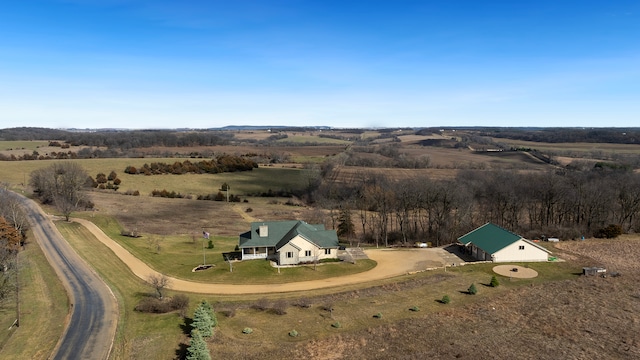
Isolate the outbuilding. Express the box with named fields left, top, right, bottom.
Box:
left=582, top=267, right=607, bottom=276
left=458, top=223, right=551, bottom=262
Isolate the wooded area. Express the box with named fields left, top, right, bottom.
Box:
left=315, top=168, right=640, bottom=246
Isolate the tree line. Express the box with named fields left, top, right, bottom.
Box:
left=480, top=127, right=640, bottom=144
left=315, top=167, right=640, bottom=246
left=124, top=156, right=258, bottom=175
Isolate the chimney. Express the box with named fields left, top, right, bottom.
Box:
left=259, top=224, right=268, bottom=237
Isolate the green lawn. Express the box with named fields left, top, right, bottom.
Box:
left=0, top=235, right=68, bottom=359
left=0, top=140, right=49, bottom=152
left=80, top=214, right=376, bottom=284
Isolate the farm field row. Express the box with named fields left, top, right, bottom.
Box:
left=0, top=158, right=308, bottom=198
left=490, top=137, right=640, bottom=154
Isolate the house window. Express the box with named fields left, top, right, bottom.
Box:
left=286, top=252, right=294, bottom=258
left=518, top=245, right=525, bottom=250
left=324, top=248, right=331, bottom=255
left=305, top=250, right=311, bottom=257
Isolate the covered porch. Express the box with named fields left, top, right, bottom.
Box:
left=241, top=246, right=275, bottom=260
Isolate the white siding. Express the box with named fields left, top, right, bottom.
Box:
left=278, top=242, right=300, bottom=265
left=492, top=239, right=549, bottom=262
left=288, top=236, right=318, bottom=263
left=277, top=235, right=338, bottom=265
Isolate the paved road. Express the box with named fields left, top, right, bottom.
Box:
left=17, top=194, right=118, bottom=360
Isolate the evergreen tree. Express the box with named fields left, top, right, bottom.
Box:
left=192, top=305, right=213, bottom=337
left=490, top=275, right=500, bottom=287
left=186, top=330, right=211, bottom=360
left=468, top=283, right=478, bottom=295
left=199, top=301, right=217, bottom=327
left=336, top=208, right=355, bottom=238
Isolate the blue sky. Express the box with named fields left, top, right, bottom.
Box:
left=0, top=0, right=638, bottom=129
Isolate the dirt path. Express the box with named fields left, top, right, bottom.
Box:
left=232, top=203, right=258, bottom=222
left=72, top=218, right=445, bottom=294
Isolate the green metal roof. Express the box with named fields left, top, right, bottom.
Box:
left=239, top=220, right=339, bottom=249
left=458, top=223, right=522, bottom=254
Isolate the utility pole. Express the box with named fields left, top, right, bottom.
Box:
left=15, top=250, right=20, bottom=327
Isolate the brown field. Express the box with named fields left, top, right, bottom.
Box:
left=491, top=138, right=640, bottom=154
left=87, top=191, right=316, bottom=237
left=328, top=166, right=461, bottom=182
left=397, top=134, right=447, bottom=143
left=137, top=144, right=345, bottom=158
left=211, top=237, right=640, bottom=360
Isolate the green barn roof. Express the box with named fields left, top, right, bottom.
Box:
left=458, top=223, right=523, bottom=254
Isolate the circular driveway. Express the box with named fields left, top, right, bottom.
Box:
left=73, top=218, right=448, bottom=294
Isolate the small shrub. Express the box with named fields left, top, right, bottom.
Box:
left=288, top=329, right=299, bottom=337
left=242, top=327, right=253, bottom=334
left=207, top=239, right=214, bottom=249
left=594, top=224, right=623, bottom=239
left=409, top=306, right=420, bottom=312
left=170, top=294, right=190, bottom=312
left=271, top=300, right=288, bottom=315
left=468, top=283, right=478, bottom=295
left=490, top=275, right=500, bottom=287
left=294, top=297, right=312, bottom=308
left=245, top=207, right=253, bottom=212
left=253, top=298, right=270, bottom=311
left=441, top=295, right=451, bottom=304
left=135, top=297, right=187, bottom=313
left=331, top=322, right=341, bottom=328
left=218, top=303, right=238, bottom=318
left=373, top=312, right=383, bottom=319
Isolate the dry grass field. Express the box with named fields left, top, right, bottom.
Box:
left=211, top=238, right=640, bottom=360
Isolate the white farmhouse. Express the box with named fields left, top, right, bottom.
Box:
left=458, top=223, right=551, bottom=262
left=238, top=220, right=339, bottom=265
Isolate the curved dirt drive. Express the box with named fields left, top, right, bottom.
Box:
left=73, top=218, right=445, bottom=294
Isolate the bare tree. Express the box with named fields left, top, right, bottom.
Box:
left=148, top=274, right=170, bottom=299
left=0, top=217, right=22, bottom=305
left=29, top=163, right=90, bottom=221
left=0, top=185, right=29, bottom=236
left=146, top=235, right=161, bottom=254
left=313, top=247, right=321, bottom=271
left=224, top=254, right=233, bottom=273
